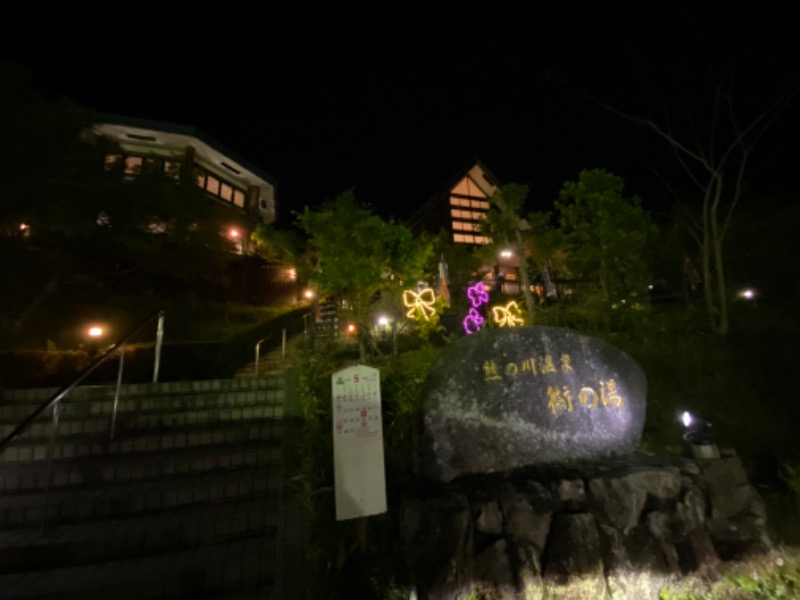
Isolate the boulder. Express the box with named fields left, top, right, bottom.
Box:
left=418, top=327, right=647, bottom=481
left=542, top=513, right=607, bottom=598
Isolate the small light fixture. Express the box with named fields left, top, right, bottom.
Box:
left=228, top=228, right=240, bottom=239
left=346, top=323, right=356, bottom=334
left=499, top=249, right=513, bottom=259
left=377, top=315, right=389, bottom=327
left=738, top=288, right=756, bottom=300
left=87, top=326, right=104, bottom=338
left=304, top=289, right=315, bottom=300
left=680, top=411, right=720, bottom=460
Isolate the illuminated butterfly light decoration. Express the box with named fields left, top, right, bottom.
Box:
left=491, top=301, right=524, bottom=327
left=403, top=288, right=437, bottom=321
left=463, top=282, right=489, bottom=334
left=463, top=283, right=525, bottom=334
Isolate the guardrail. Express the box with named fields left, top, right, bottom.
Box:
left=0, top=310, right=165, bottom=530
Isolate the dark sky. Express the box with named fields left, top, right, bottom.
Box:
left=2, top=3, right=798, bottom=224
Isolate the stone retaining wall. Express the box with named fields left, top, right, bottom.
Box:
left=400, top=451, right=775, bottom=599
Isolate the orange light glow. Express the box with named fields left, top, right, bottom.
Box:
left=88, top=326, right=104, bottom=338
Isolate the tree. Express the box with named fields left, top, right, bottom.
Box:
left=554, top=169, right=658, bottom=308
left=479, top=184, right=537, bottom=324
left=296, top=192, right=431, bottom=362
left=598, top=79, right=797, bottom=334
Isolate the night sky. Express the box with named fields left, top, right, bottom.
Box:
left=2, top=3, right=798, bottom=225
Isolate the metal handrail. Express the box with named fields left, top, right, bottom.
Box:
left=254, top=328, right=287, bottom=379
left=0, top=310, right=165, bottom=454
left=254, top=337, right=267, bottom=379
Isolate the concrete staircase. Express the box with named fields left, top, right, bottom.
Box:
left=0, top=376, right=287, bottom=599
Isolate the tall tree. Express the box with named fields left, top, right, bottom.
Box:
left=480, top=184, right=537, bottom=323
left=555, top=169, right=658, bottom=307
left=296, top=192, right=431, bottom=362
left=603, top=85, right=796, bottom=334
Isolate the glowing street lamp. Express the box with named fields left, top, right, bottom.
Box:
left=87, top=326, right=104, bottom=338
left=304, top=289, right=315, bottom=300
left=499, top=249, right=514, bottom=259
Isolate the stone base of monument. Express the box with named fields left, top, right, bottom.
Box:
left=399, top=451, right=777, bottom=600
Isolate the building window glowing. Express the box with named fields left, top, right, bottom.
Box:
left=452, top=221, right=482, bottom=232
left=450, top=209, right=486, bottom=220
left=220, top=182, right=233, bottom=202
left=124, top=156, right=143, bottom=176
left=104, top=154, right=123, bottom=171
left=206, top=175, right=220, bottom=195
left=453, top=233, right=490, bottom=245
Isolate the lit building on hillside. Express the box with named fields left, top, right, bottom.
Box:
left=90, top=115, right=277, bottom=236
left=407, top=159, right=522, bottom=295
left=88, top=115, right=299, bottom=305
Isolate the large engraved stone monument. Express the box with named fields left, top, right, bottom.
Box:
left=417, top=326, right=647, bottom=482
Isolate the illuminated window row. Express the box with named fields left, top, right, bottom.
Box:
left=453, top=233, right=491, bottom=244
left=452, top=220, right=483, bottom=232
left=194, top=167, right=246, bottom=208
left=104, top=154, right=247, bottom=209
left=450, top=196, right=490, bottom=210
left=450, top=209, right=485, bottom=220
left=105, top=154, right=180, bottom=179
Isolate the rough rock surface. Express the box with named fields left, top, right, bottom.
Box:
left=400, top=453, right=776, bottom=600
left=417, top=327, right=647, bottom=482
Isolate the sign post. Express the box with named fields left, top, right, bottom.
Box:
left=331, top=365, right=387, bottom=521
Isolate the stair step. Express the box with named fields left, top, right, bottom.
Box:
left=0, top=376, right=289, bottom=598
left=1, top=419, right=283, bottom=464
left=0, top=442, right=281, bottom=493
left=0, top=494, right=277, bottom=574
left=0, top=466, right=281, bottom=529
left=0, top=403, right=285, bottom=442
left=0, top=534, right=276, bottom=599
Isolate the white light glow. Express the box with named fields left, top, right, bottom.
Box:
left=499, top=249, right=513, bottom=258
left=738, top=288, right=756, bottom=300
left=377, top=315, right=389, bottom=326
left=88, top=326, right=104, bottom=338
left=304, top=289, right=315, bottom=299
left=681, top=411, right=693, bottom=428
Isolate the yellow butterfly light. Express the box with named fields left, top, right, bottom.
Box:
left=403, top=288, right=436, bottom=321
left=491, top=301, right=524, bottom=327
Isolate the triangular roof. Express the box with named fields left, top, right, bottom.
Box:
left=404, top=157, right=501, bottom=233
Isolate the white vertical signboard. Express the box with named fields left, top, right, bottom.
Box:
left=332, top=365, right=387, bottom=520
